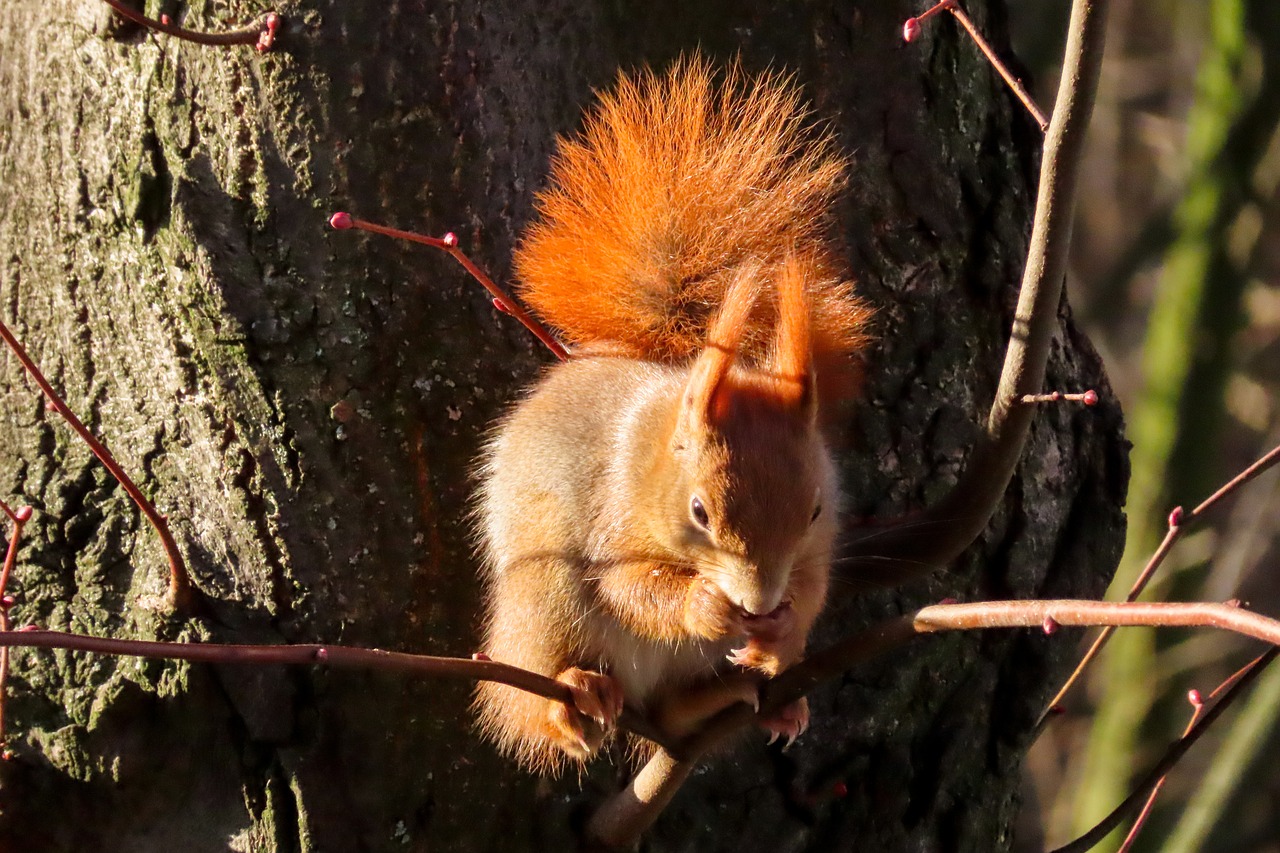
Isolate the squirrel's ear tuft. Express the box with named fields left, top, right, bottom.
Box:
left=769, top=252, right=816, bottom=418
left=682, top=265, right=760, bottom=427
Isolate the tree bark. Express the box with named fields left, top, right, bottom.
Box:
left=0, top=1, right=1127, bottom=850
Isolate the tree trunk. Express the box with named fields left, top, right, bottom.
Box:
left=0, top=1, right=1127, bottom=850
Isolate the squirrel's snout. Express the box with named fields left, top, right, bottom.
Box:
left=742, top=599, right=792, bottom=620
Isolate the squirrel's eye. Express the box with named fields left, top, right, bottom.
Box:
left=690, top=495, right=710, bottom=529
left=810, top=503, right=822, bottom=523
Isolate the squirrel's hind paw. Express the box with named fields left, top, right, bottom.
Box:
left=548, top=667, right=623, bottom=759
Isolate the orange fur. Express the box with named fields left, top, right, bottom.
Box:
left=514, top=57, right=871, bottom=397
left=474, top=58, right=867, bottom=776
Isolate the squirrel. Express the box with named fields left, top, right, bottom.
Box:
left=472, top=57, right=871, bottom=775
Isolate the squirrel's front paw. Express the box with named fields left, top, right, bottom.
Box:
left=684, top=579, right=746, bottom=640
left=727, top=601, right=796, bottom=674
left=547, top=667, right=624, bottom=760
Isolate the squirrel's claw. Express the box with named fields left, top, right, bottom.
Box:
left=758, top=696, right=809, bottom=749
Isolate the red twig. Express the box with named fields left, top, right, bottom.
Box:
left=588, top=596, right=1280, bottom=847
left=0, top=317, right=193, bottom=612
left=1052, top=648, right=1278, bottom=853
left=1116, top=687, right=1204, bottom=853
left=0, top=628, right=669, bottom=749
left=903, top=1, right=1050, bottom=132
left=1019, top=389, right=1099, bottom=405
left=328, top=213, right=570, bottom=361
left=909, top=599, right=1280, bottom=641
left=3, top=599, right=1274, bottom=773
left=1042, top=442, right=1280, bottom=722
left=0, top=499, right=30, bottom=750
left=1115, top=653, right=1260, bottom=853
left=100, top=0, right=280, bottom=52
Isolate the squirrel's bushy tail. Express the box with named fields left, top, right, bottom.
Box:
left=514, top=57, right=870, bottom=396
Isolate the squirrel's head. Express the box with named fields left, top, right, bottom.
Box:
left=664, top=257, right=839, bottom=616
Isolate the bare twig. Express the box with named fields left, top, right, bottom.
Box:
left=100, top=0, right=280, bottom=52
left=903, top=1, right=1050, bottom=131
left=2, top=628, right=571, bottom=695
left=843, top=0, right=1109, bottom=584
left=0, top=596, right=1275, bottom=846
left=0, top=318, right=193, bottom=612
left=0, top=499, right=30, bottom=748
left=328, top=212, right=570, bottom=361
left=1019, top=389, right=1098, bottom=405
left=1115, top=653, right=1259, bottom=853
left=586, top=595, right=1280, bottom=847
left=1052, top=649, right=1278, bottom=853
left=1042, top=441, right=1280, bottom=721
left=0, top=628, right=672, bottom=751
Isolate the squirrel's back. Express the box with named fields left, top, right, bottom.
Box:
left=514, top=57, right=870, bottom=397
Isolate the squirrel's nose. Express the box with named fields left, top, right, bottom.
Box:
left=741, top=599, right=792, bottom=621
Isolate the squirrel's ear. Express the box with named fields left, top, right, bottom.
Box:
left=682, top=267, right=760, bottom=428
left=770, top=253, right=817, bottom=420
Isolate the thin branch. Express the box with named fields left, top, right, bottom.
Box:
left=905, top=1, right=1050, bottom=131
left=0, top=628, right=674, bottom=751
left=11, top=600, right=1250, bottom=697
left=842, top=0, right=1110, bottom=583
left=1, top=629, right=570, bottom=698
left=100, top=0, right=280, bottom=52
left=328, top=212, right=570, bottom=361
left=1051, top=649, right=1278, bottom=853
left=0, top=596, right=1274, bottom=847
left=1042, top=441, right=1280, bottom=721
left=1018, top=389, right=1098, bottom=406
left=908, top=600, right=1280, bottom=642
left=1115, top=653, right=1259, bottom=853
left=0, top=500, right=30, bottom=748
left=0, top=318, right=193, bottom=612
left=586, top=595, right=1280, bottom=848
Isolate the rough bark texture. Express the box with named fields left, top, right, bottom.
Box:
left=0, top=1, right=1127, bottom=850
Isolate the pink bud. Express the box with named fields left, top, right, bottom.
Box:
left=1168, top=506, right=1184, bottom=528
left=1, top=596, right=14, bottom=608
left=1042, top=616, right=1060, bottom=636
left=1082, top=389, right=1098, bottom=406
left=1187, top=689, right=1202, bottom=707
left=14, top=506, right=32, bottom=522
left=938, top=597, right=959, bottom=606
left=492, top=298, right=511, bottom=315
left=1048, top=704, right=1066, bottom=716
left=832, top=781, right=848, bottom=798
left=315, top=648, right=329, bottom=663
left=442, top=232, right=459, bottom=248
left=160, top=14, right=171, bottom=25
left=903, top=17, right=922, bottom=42
left=256, top=12, right=280, bottom=53
left=472, top=652, right=492, bottom=662
left=18, top=624, right=39, bottom=632
left=329, top=211, right=354, bottom=230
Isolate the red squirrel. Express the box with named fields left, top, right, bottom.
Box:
left=473, top=58, right=871, bottom=775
